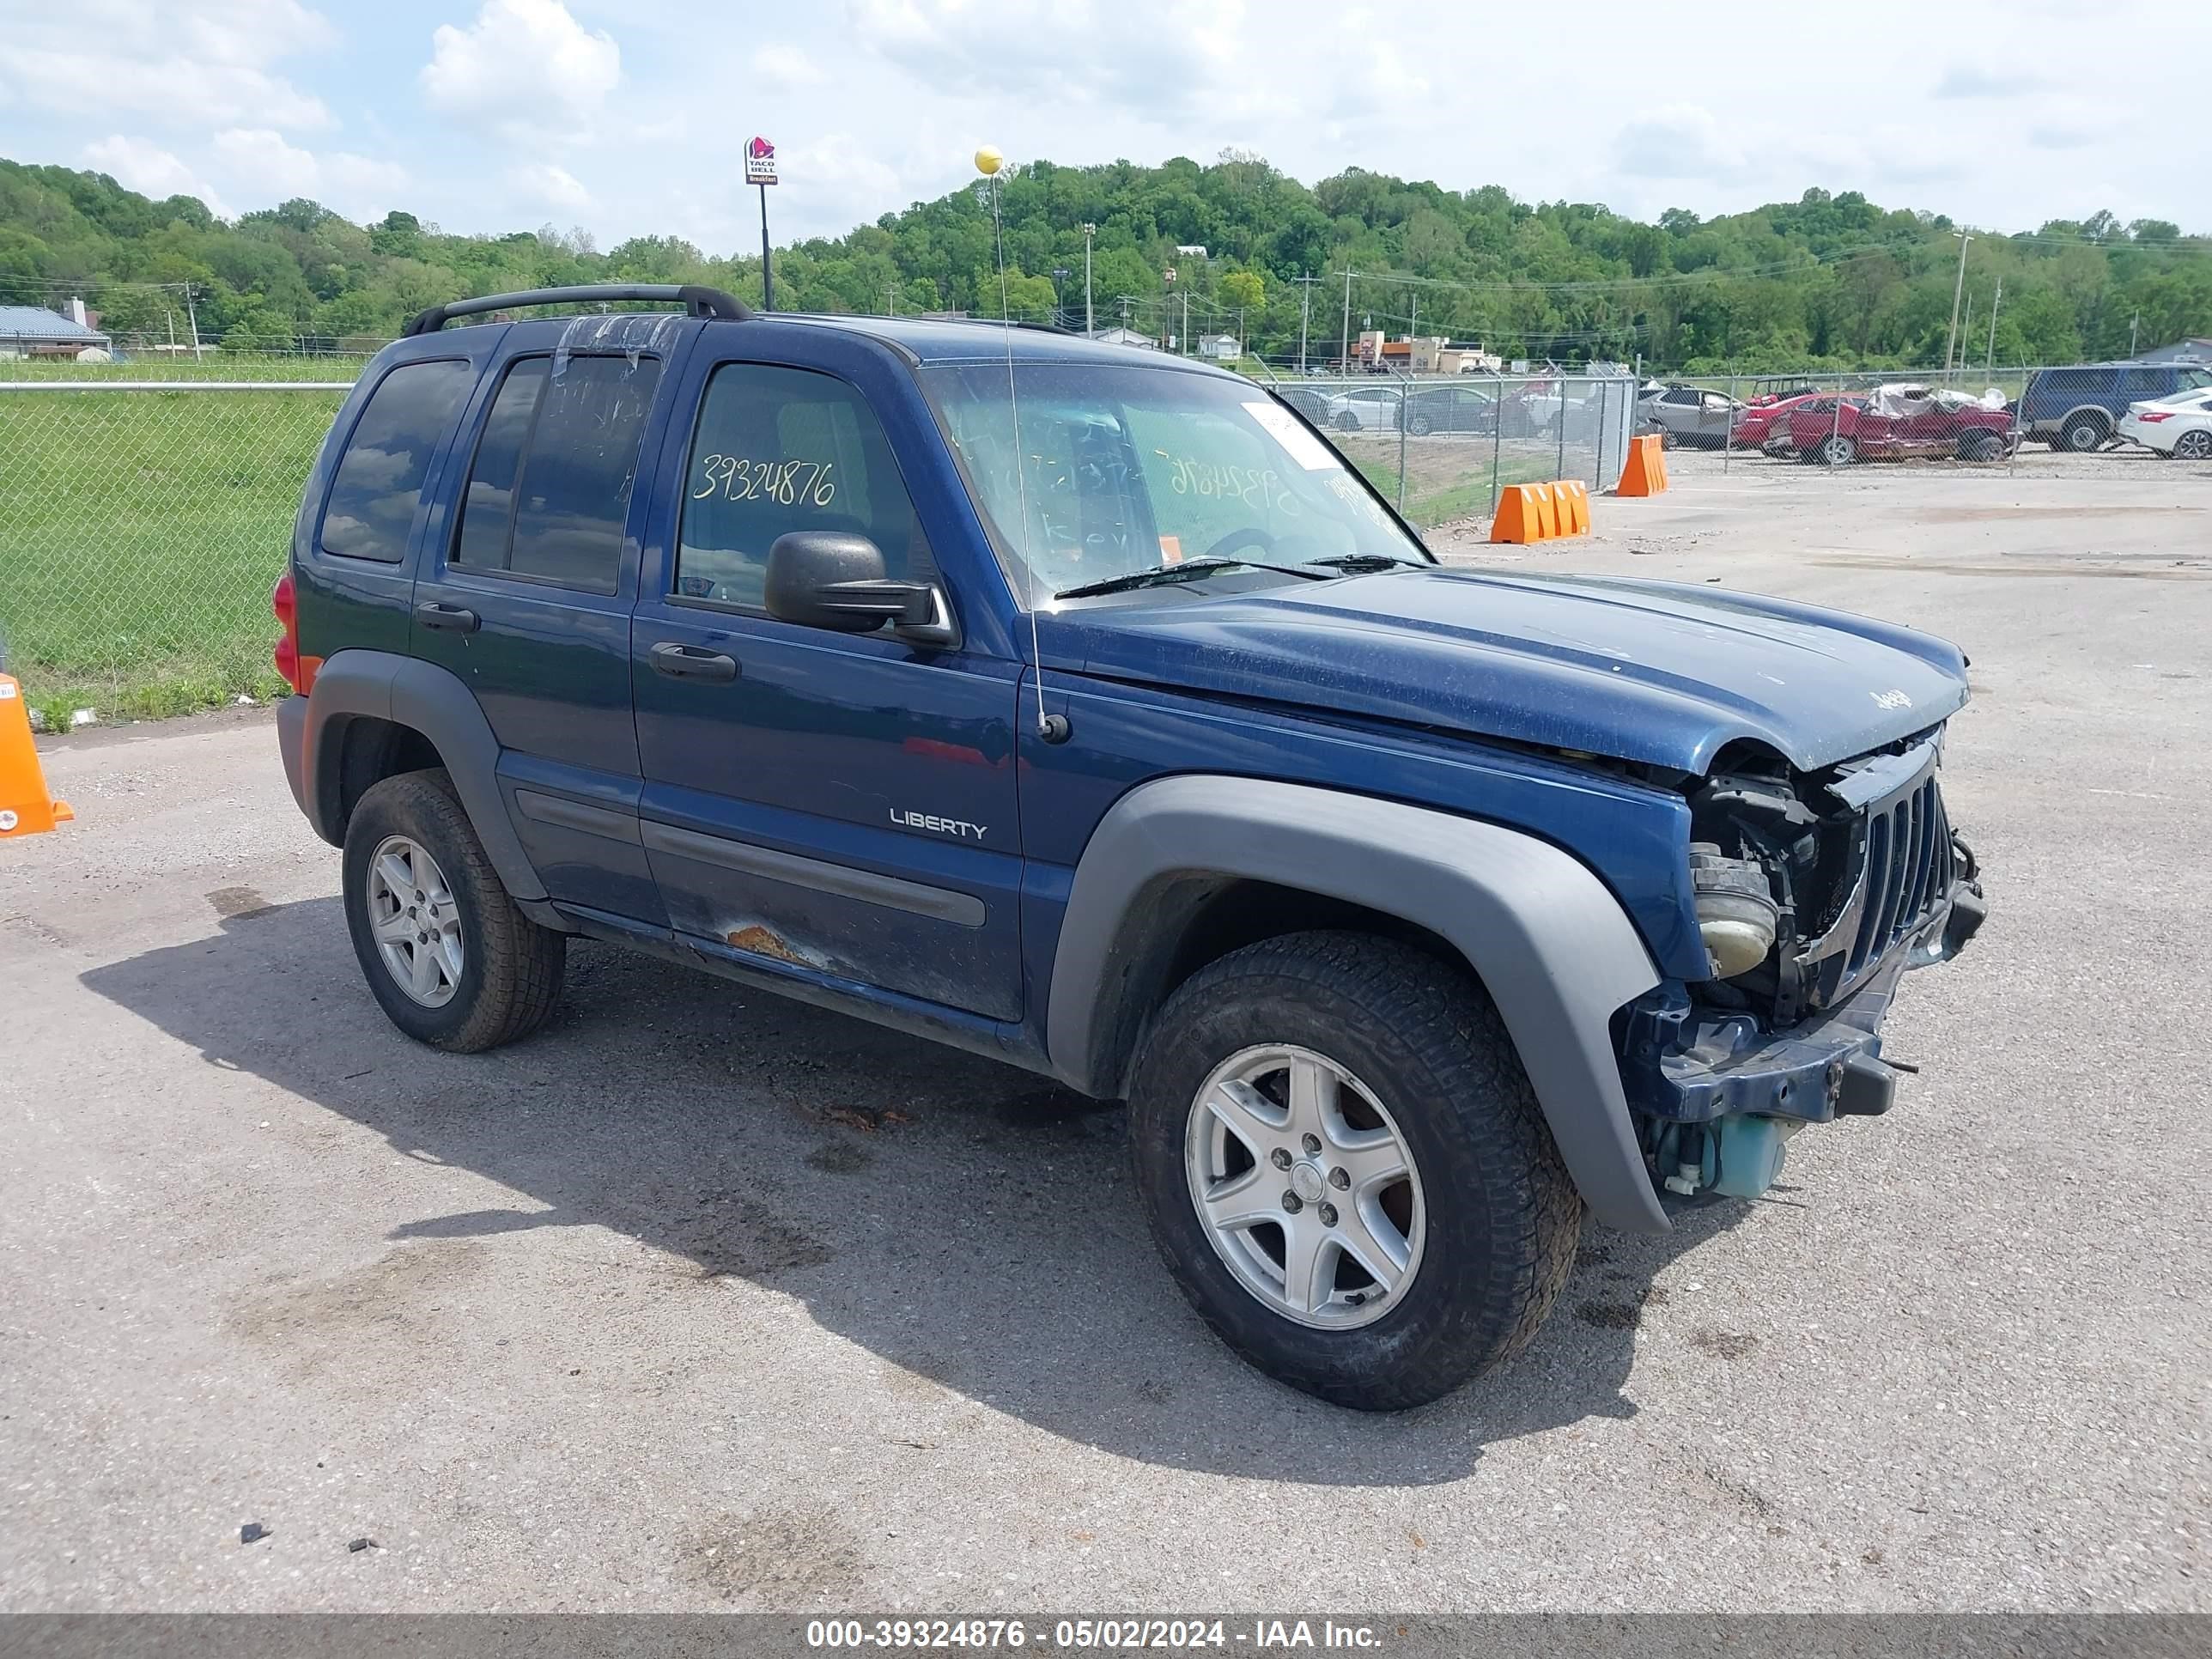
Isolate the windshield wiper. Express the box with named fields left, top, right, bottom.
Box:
left=1302, top=554, right=1430, bottom=574
left=1054, top=558, right=1331, bottom=599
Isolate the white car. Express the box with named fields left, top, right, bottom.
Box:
left=2118, top=386, right=2212, bottom=459
left=1322, top=384, right=1402, bottom=433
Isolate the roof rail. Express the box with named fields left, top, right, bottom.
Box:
left=400, top=283, right=752, bottom=338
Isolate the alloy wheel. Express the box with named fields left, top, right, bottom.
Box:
left=365, top=835, right=465, bottom=1007
left=1183, top=1044, right=1426, bottom=1330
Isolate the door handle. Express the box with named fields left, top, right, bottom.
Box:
left=650, top=641, right=740, bottom=683
left=415, top=601, right=479, bottom=633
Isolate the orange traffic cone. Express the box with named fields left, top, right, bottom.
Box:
left=0, top=675, right=71, bottom=839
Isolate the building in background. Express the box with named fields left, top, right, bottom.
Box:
left=2142, top=337, right=2212, bottom=366
left=0, top=301, right=112, bottom=361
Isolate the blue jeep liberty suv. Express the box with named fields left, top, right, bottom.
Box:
left=275, top=284, right=1986, bottom=1410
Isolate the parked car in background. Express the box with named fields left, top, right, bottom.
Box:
left=1730, top=390, right=1831, bottom=452
left=1786, top=385, right=2015, bottom=465
left=1398, top=384, right=1498, bottom=436
left=1273, top=385, right=1335, bottom=426
left=1322, top=384, right=1402, bottom=433
left=2118, top=386, right=2212, bottom=459
left=1640, top=384, right=1746, bottom=447
left=2019, top=362, right=2212, bottom=452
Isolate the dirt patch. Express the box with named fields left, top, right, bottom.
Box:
left=666, top=1192, right=833, bottom=1280
left=227, top=1239, right=489, bottom=1379
left=680, top=1504, right=867, bottom=1605
left=208, top=885, right=276, bottom=920
left=1690, top=1328, right=1760, bottom=1359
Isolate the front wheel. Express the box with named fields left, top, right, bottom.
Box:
left=1819, top=434, right=1857, bottom=466
left=342, top=769, right=566, bottom=1052
left=1127, top=932, right=1580, bottom=1411
left=1334, top=411, right=1361, bottom=434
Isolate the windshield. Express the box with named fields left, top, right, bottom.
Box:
left=920, top=362, right=1430, bottom=602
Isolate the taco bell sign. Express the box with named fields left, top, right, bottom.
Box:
left=744, top=137, right=778, bottom=186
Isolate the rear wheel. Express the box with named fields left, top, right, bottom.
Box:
left=1958, top=428, right=2004, bottom=463
left=2058, top=413, right=2108, bottom=453
left=1335, top=411, right=1360, bottom=434
left=343, top=770, right=566, bottom=1052
left=1406, top=412, right=1434, bottom=437
left=1819, top=434, right=1857, bottom=466
left=2172, top=428, right=2212, bottom=460
left=1127, top=932, right=1580, bottom=1411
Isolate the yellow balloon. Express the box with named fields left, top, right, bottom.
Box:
left=974, top=145, right=1004, bottom=177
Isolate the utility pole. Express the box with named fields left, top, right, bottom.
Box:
left=185, top=283, right=203, bottom=362
left=1340, top=269, right=1353, bottom=374
left=1984, top=278, right=2002, bottom=375
left=1081, top=223, right=1095, bottom=337
left=1942, top=228, right=1971, bottom=375
left=886, top=284, right=898, bottom=317
left=1182, top=288, right=1190, bottom=357
left=1295, top=272, right=1316, bottom=374
left=2130, top=312, right=2142, bottom=356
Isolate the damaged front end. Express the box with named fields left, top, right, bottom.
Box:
left=1620, top=727, right=1986, bottom=1201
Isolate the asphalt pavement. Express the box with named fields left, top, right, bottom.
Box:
left=2, top=458, right=2206, bottom=1612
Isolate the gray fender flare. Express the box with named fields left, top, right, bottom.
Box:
left=299, top=649, right=546, bottom=902
left=1045, top=775, right=1670, bottom=1233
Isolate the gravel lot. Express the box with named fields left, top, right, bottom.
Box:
left=3, top=459, right=2207, bottom=1614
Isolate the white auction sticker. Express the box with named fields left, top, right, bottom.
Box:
left=0, top=683, right=15, bottom=698
left=1243, top=400, right=1344, bottom=471
left=0, top=811, right=16, bottom=832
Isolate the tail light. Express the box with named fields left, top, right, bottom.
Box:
left=272, top=571, right=316, bottom=693
left=2138, top=411, right=2173, bottom=423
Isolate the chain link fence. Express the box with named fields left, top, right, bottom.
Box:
left=1637, top=363, right=2212, bottom=471
left=4, top=352, right=2203, bottom=726
left=1267, top=371, right=1643, bottom=529
left=0, top=380, right=349, bottom=726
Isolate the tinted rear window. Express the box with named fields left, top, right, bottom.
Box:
left=320, top=359, right=473, bottom=562
left=451, top=354, right=662, bottom=593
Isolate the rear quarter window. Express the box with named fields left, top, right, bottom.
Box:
left=319, top=359, right=475, bottom=562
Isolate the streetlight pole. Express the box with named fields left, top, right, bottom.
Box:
left=1081, top=223, right=1095, bottom=337
left=1985, top=277, right=2002, bottom=375
left=1942, top=228, right=1971, bottom=376
left=1296, top=273, right=1314, bottom=374
left=1340, top=269, right=1352, bottom=374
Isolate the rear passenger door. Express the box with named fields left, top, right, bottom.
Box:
left=410, top=328, right=690, bottom=923
left=628, top=343, right=1025, bottom=1022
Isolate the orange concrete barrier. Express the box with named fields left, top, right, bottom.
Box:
left=1553, top=479, right=1591, bottom=534
left=1618, top=432, right=1670, bottom=496
left=1492, top=479, right=1594, bottom=542
left=1489, top=483, right=1546, bottom=543
left=0, top=675, right=71, bottom=839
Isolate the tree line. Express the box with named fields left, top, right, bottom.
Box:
left=2, top=149, right=2204, bottom=371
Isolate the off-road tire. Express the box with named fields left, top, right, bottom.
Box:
left=342, top=769, right=566, bottom=1053
left=1127, top=931, right=1581, bottom=1411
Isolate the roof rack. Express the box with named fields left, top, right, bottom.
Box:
left=400, top=283, right=753, bottom=338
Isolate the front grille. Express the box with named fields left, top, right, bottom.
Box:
left=1786, top=749, right=1959, bottom=1016
left=1845, top=774, right=1953, bottom=977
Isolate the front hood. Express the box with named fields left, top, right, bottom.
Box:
left=1041, top=568, right=1970, bottom=775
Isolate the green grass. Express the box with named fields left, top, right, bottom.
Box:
left=0, top=386, right=344, bottom=722
left=0, top=352, right=371, bottom=384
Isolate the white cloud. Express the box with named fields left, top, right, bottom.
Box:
left=1613, top=105, right=1753, bottom=181
left=1933, top=64, right=2053, bottom=99
left=82, top=136, right=232, bottom=217
left=510, top=162, right=592, bottom=211
left=211, top=129, right=410, bottom=213
left=757, top=44, right=824, bottom=88
left=421, top=0, right=620, bottom=137
left=0, top=2, right=332, bottom=131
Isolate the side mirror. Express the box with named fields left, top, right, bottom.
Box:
left=763, top=532, right=954, bottom=645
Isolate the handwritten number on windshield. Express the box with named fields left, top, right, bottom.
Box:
left=1162, top=455, right=1301, bottom=518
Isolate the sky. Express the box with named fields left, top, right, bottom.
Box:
left=1, top=0, right=2207, bottom=253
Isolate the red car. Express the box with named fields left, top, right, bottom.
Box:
left=1785, top=386, right=2015, bottom=465
left=1732, top=391, right=1832, bottom=452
